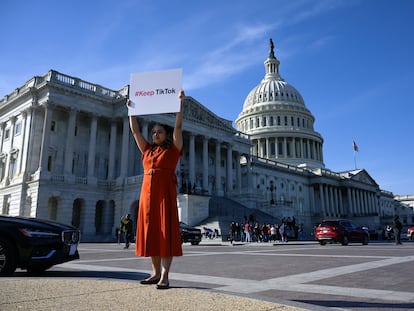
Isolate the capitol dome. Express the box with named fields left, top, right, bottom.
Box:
left=235, top=39, right=324, bottom=168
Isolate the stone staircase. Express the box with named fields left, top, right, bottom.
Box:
left=195, top=196, right=281, bottom=241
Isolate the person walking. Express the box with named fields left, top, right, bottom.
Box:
left=120, top=213, right=133, bottom=249
left=393, top=215, right=403, bottom=245
left=128, top=90, right=185, bottom=289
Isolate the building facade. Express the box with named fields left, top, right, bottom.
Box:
left=0, top=70, right=250, bottom=241
left=1, top=40, right=412, bottom=241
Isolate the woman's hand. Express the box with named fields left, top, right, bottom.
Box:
left=127, top=99, right=132, bottom=107
left=178, top=90, right=185, bottom=101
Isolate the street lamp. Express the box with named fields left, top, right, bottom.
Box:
left=269, top=180, right=275, bottom=205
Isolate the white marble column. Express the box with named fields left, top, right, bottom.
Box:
left=275, top=138, right=279, bottom=159
left=107, top=120, right=117, bottom=180
left=39, top=104, right=53, bottom=172
left=87, top=116, right=98, bottom=177
left=265, top=138, right=270, bottom=158
left=215, top=140, right=221, bottom=195
left=258, top=139, right=263, bottom=157
left=347, top=188, right=353, bottom=215
left=338, top=188, right=344, bottom=215
left=328, top=185, right=334, bottom=215
left=202, top=136, right=209, bottom=193
left=189, top=134, right=195, bottom=189
left=0, top=122, right=5, bottom=152
left=236, top=152, right=241, bottom=194
left=64, top=109, right=77, bottom=175
left=319, top=184, right=326, bottom=216
left=351, top=188, right=358, bottom=215
left=5, top=116, right=16, bottom=180
left=226, top=143, right=233, bottom=196
left=18, top=110, right=31, bottom=176
left=325, top=185, right=331, bottom=215
left=119, top=117, right=129, bottom=178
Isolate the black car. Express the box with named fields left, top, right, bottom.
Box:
left=0, top=215, right=81, bottom=275
left=179, top=222, right=202, bottom=245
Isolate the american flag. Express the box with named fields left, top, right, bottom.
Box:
left=353, top=140, right=359, bottom=152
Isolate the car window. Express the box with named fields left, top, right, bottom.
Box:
left=341, top=221, right=352, bottom=228
left=320, top=221, right=338, bottom=227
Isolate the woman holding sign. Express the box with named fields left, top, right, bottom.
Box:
left=128, top=90, right=184, bottom=290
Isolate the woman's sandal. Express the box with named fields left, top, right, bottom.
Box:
left=156, top=282, right=170, bottom=290
left=140, top=278, right=160, bottom=285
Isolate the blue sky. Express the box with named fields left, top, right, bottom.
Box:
left=1, top=0, right=413, bottom=195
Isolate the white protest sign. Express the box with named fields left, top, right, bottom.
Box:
left=128, top=68, right=182, bottom=116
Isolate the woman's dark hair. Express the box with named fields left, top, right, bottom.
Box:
left=151, top=123, right=173, bottom=149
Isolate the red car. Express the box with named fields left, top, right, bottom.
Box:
left=315, top=219, right=369, bottom=246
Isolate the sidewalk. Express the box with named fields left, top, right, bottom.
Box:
left=1, top=277, right=302, bottom=311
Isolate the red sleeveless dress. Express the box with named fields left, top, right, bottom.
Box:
left=135, top=143, right=183, bottom=257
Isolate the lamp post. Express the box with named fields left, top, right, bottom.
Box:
left=269, top=180, right=274, bottom=205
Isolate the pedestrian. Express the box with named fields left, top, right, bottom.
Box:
left=127, top=89, right=185, bottom=290
left=244, top=222, right=251, bottom=242
left=120, top=213, right=133, bottom=249
left=393, top=215, right=403, bottom=245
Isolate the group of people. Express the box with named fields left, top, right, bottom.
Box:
left=228, top=218, right=303, bottom=244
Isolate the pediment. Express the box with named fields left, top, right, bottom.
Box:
left=341, top=169, right=378, bottom=187
left=184, top=97, right=236, bottom=133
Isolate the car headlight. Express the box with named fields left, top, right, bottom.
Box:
left=18, top=228, right=60, bottom=238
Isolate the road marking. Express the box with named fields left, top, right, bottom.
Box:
left=60, top=254, right=414, bottom=303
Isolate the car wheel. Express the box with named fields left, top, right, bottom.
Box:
left=362, top=235, right=369, bottom=245
left=341, top=236, right=349, bottom=246
left=411, top=233, right=414, bottom=241
left=319, top=241, right=326, bottom=246
left=0, top=238, right=17, bottom=276
left=190, top=241, right=200, bottom=245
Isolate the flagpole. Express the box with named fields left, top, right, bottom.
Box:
left=354, top=150, right=357, bottom=169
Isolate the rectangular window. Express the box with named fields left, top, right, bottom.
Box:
left=9, top=158, right=17, bottom=178
left=51, top=120, right=56, bottom=131
left=15, top=122, right=22, bottom=135
left=4, top=128, right=10, bottom=140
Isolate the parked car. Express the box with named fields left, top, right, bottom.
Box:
left=0, top=215, right=81, bottom=275
left=407, top=226, right=414, bottom=241
left=179, top=222, right=202, bottom=245
left=315, top=219, right=369, bottom=246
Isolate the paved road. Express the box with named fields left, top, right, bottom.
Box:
left=2, top=240, right=414, bottom=310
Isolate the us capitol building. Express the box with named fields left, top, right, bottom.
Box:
left=1, top=39, right=412, bottom=241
